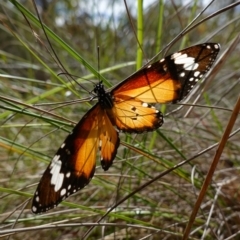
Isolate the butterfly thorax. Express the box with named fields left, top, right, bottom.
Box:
left=94, top=82, right=113, bottom=109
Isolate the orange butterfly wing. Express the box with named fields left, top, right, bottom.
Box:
left=112, top=43, right=219, bottom=103
left=106, top=97, right=163, bottom=133
left=109, top=43, right=220, bottom=132
left=32, top=104, right=119, bottom=213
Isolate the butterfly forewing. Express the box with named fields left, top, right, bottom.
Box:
left=32, top=104, right=119, bottom=213
left=112, top=43, right=220, bottom=104
left=32, top=43, right=220, bottom=213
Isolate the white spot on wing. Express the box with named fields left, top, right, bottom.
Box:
left=142, top=102, right=148, bottom=107
left=60, top=188, right=66, bottom=196
left=32, top=206, right=37, bottom=212
left=66, top=172, right=71, bottom=178
left=171, top=52, right=182, bottom=59
left=194, top=71, right=200, bottom=77
left=180, top=72, right=185, bottom=77
left=50, top=155, right=64, bottom=192
left=61, top=143, right=65, bottom=148
left=176, top=54, right=195, bottom=65
left=184, top=62, right=199, bottom=71
left=172, top=53, right=199, bottom=71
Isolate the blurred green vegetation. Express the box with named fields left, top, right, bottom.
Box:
left=0, top=0, right=240, bottom=239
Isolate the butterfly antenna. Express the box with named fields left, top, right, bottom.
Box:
left=87, top=45, right=100, bottom=101
left=97, top=46, right=101, bottom=84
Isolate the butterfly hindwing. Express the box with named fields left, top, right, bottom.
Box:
left=106, top=97, right=164, bottom=133
left=97, top=106, right=120, bottom=170
left=32, top=104, right=119, bottom=213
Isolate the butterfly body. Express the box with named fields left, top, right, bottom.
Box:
left=32, top=43, right=220, bottom=213
left=94, top=83, right=113, bottom=109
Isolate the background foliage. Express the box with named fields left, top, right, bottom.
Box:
left=0, top=0, right=240, bottom=239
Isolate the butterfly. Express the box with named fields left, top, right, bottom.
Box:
left=32, top=43, right=220, bottom=213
